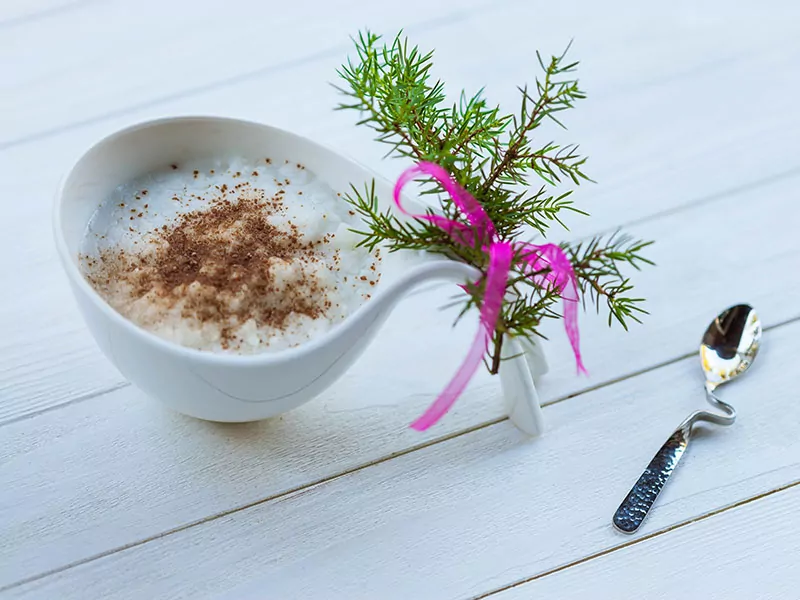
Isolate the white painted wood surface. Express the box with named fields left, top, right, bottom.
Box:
left=7, top=321, right=800, bottom=599
left=2, top=1, right=799, bottom=598
left=5, top=167, right=800, bottom=590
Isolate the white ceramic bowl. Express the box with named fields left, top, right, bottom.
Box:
left=53, top=116, right=482, bottom=422
left=55, top=116, right=549, bottom=434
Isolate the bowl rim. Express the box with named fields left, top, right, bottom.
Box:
left=53, top=114, right=403, bottom=367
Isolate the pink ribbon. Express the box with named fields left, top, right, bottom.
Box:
left=393, top=162, right=587, bottom=431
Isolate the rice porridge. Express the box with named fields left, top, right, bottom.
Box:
left=79, top=157, right=381, bottom=354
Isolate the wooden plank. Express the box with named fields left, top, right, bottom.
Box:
left=2, top=1, right=798, bottom=150
left=5, top=317, right=799, bottom=598
left=0, top=0, right=92, bottom=27
left=0, top=0, right=495, bottom=146
left=487, top=484, right=800, bottom=600
left=2, top=24, right=800, bottom=420
left=0, top=2, right=800, bottom=171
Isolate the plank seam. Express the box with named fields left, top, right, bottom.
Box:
left=0, top=5, right=480, bottom=151
left=471, top=478, right=800, bottom=600
left=0, top=0, right=98, bottom=30
left=0, top=381, right=130, bottom=427
left=0, top=415, right=506, bottom=593
left=612, top=165, right=800, bottom=235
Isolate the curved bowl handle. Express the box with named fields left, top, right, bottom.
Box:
left=500, top=336, right=545, bottom=437
left=350, top=258, right=546, bottom=436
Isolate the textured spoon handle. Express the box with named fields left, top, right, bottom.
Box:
left=612, top=424, right=691, bottom=533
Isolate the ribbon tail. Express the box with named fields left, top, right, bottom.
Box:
left=516, top=242, right=587, bottom=376
left=563, top=275, right=587, bottom=375
left=410, top=242, right=513, bottom=431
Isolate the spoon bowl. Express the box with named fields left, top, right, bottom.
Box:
left=700, top=303, right=762, bottom=391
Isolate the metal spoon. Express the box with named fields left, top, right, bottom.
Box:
left=612, top=304, right=762, bottom=534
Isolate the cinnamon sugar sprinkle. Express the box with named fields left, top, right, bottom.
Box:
left=80, top=159, right=381, bottom=354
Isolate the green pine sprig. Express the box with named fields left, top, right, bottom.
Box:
left=334, top=30, right=654, bottom=374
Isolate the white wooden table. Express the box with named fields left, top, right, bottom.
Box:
left=3, top=2, right=800, bottom=598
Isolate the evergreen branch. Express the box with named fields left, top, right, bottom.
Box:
left=335, top=30, right=655, bottom=374
left=565, top=232, right=655, bottom=330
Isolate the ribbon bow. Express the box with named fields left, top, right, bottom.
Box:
left=393, top=162, right=587, bottom=431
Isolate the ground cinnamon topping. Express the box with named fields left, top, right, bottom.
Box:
left=80, top=158, right=382, bottom=355
left=85, top=185, right=337, bottom=350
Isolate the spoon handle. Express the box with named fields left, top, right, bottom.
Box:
left=612, top=423, right=692, bottom=534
